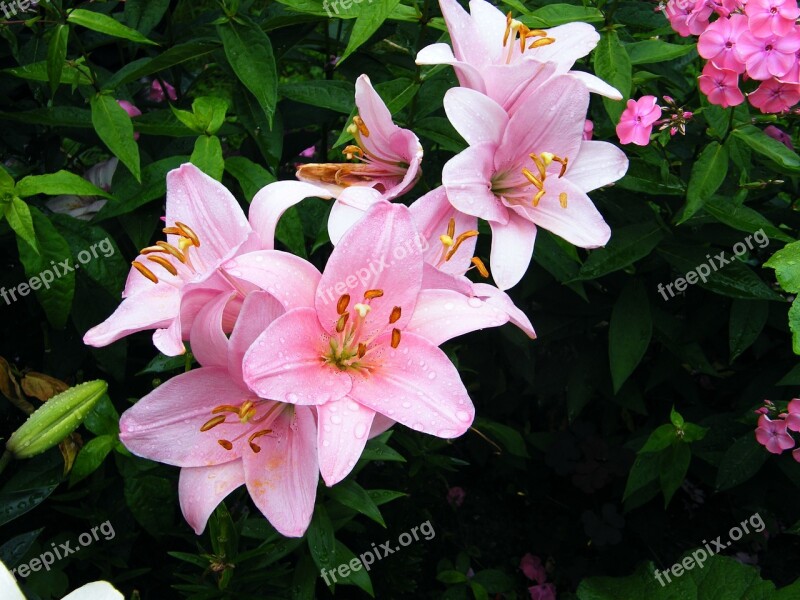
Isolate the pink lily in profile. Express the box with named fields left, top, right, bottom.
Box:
left=227, top=203, right=510, bottom=485
left=83, top=163, right=305, bottom=356
left=440, top=75, right=628, bottom=290
left=297, top=74, right=422, bottom=200
left=416, top=0, right=621, bottom=113
left=119, top=291, right=319, bottom=537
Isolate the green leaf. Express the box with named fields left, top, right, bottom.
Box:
left=4, top=197, right=38, bottom=254
left=46, top=24, right=70, bottom=95
left=715, top=435, right=767, bottom=491
left=225, top=156, right=276, bottom=203
left=678, top=141, right=729, bottom=224
left=16, top=207, right=75, bottom=328
left=3, top=61, right=92, bottom=86
left=192, top=96, right=229, bottom=135
left=0, top=529, right=43, bottom=567
left=639, top=424, right=677, bottom=454
left=331, top=540, right=375, bottom=596
left=218, top=18, right=278, bottom=125
left=328, top=480, right=386, bottom=527
left=124, top=0, right=170, bottom=36
left=659, top=441, right=690, bottom=506
left=15, top=170, right=112, bottom=199
left=340, top=0, right=402, bottom=62
left=111, top=41, right=220, bottom=86
left=658, top=245, right=782, bottom=301
left=729, top=299, right=769, bottom=362
left=83, top=393, right=120, bottom=436
left=438, top=570, right=469, bottom=584
left=473, top=417, right=529, bottom=458
left=609, top=281, right=652, bottom=393
left=280, top=81, right=355, bottom=114
left=764, top=240, right=800, bottom=293
left=576, top=222, right=664, bottom=280
left=625, top=40, right=695, bottom=64
left=0, top=453, right=62, bottom=527
left=67, top=8, right=159, bottom=46
left=190, top=135, right=224, bottom=181
left=670, top=407, right=685, bottom=429
left=69, top=434, right=116, bottom=486
left=594, top=30, right=631, bottom=121
left=622, top=451, right=660, bottom=506
left=123, top=473, right=176, bottom=537
left=788, top=297, right=800, bottom=355
left=137, top=353, right=186, bottom=375
left=91, top=94, right=141, bottom=181
left=275, top=207, right=307, bottom=258
left=732, top=125, right=800, bottom=174
left=524, top=4, right=604, bottom=26
left=703, top=196, right=793, bottom=243
left=308, top=505, right=337, bottom=570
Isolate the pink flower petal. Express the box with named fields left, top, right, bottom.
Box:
left=190, top=292, right=237, bottom=369
left=489, top=212, right=538, bottom=291
left=568, top=140, right=630, bottom=192
left=442, top=143, right=509, bottom=223
left=317, top=398, right=376, bottom=486
left=242, top=308, right=352, bottom=405
left=227, top=291, right=285, bottom=383
left=242, top=407, right=318, bottom=537
left=249, top=181, right=334, bottom=249
left=443, top=87, right=508, bottom=146
left=179, top=461, right=245, bottom=534
left=405, top=289, right=510, bottom=345
left=328, top=187, right=384, bottom=245
left=472, top=282, right=536, bottom=339
left=348, top=331, right=475, bottom=438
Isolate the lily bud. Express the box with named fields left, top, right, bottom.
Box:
left=6, top=380, right=108, bottom=459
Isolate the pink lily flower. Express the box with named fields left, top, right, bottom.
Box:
left=745, top=0, right=800, bottom=38
left=296, top=74, right=422, bottom=201
left=415, top=0, right=621, bottom=114
left=227, top=203, right=511, bottom=485
left=148, top=79, right=178, bottom=103
left=748, top=77, right=800, bottom=113
left=440, top=76, right=627, bottom=290
left=754, top=414, right=795, bottom=454
left=83, top=163, right=306, bottom=356
left=120, top=291, right=319, bottom=537
left=697, top=14, right=748, bottom=73
left=698, top=63, right=745, bottom=107
left=46, top=157, right=117, bottom=221
left=616, top=96, right=662, bottom=146
left=735, top=28, right=800, bottom=81
left=664, top=0, right=714, bottom=36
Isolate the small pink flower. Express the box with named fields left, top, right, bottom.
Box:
left=447, top=486, right=466, bottom=508
left=117, top=99, right=142, bottom=140
left=697, top=14, right=748, bottom=73
left=528, top=583, right=557, bottom=600
left=298, top=145, right=316, bottom=158
left=748, top=77, right=800, bottom=113
left=520, top=553, right=547, bottom=584
left=765, top=125, right=795, bottom=150
left=755, top=414, right=795, bottom=454
left=736, top=29, right=800, bottom=81
left=785, top=397, right=800, bottom=430
left=583, top=119, right=594, bottom=141
left=710, top=0, right=745, bottom=17
left=755, top=406, right=770, bottom=415
left=616, top=96, right=662, bottom=145
left=745, top=0, right=800, bottom=38
left=148, top=79, right=178, bottom=103
left=665, top=0, right=714, bottom=36
left=698, top=63, right=746, bottom=107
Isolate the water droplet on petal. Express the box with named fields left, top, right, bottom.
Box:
left=428, top=372, right=436, bottom=380
left=456, top=410, right=471, bottom=422
left=412, top=422, right=424, bottom=431
left=330, top=414, right=343, bottom=425
left=354, top=423, right=367, bottom=438
left=467, top=297, right=482, bottom=308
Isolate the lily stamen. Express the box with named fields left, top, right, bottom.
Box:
left=147, top=255, right=179, bottom=276
left=200, top=415, right=227, bottom=432
left=131, top=261, right=158, bottom=283
left=471, top=257, right=490, bottom=278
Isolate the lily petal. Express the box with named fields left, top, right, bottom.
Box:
left=442, top=144, right=509, bottom=224
left=0, top=561, right=25, bottom=600
left=405, top=288, right=509, bottom=345
left=473, top=283, right=536, bottom=339
left=489, top=212, right=538, bottom=291
left=568, top=140, right=629, bottom=192
left=569, top=71, right=623, bottom=100
left=179, top=461, right=245, bottom=535
left=243, top=407, right=318, bottom=538
left=228, top=291, right=285, bottom=383
left=63, top=582, right=123, bottom=600
left=349, top=331, right=475, bottom=438
left=443, top=87, right=508, bottom=147
left=317, top=397, right=376, bottom=486
left=242, top=308, right=352, bottom=405
left=190, top=292, right=237, bottom=369
left=249, top=181, right=334, bottom=250
left=328, top=187, right=384, bottom=246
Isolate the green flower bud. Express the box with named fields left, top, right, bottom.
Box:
left=5, top=380, right=108, bottom=459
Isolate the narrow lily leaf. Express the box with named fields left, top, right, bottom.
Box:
left=4, top=197, right=39, bottom=254
left=67, top=8, right=159, bottom=46
left=46, top=24, right=70, bottom=95
left=16, top=170, right=112, bottom=199
left=91, top=94, right=141, bottom=181
left=190, top=135, right=224, bottom=181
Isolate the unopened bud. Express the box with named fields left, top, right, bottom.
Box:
left=6, top=380, right=108, bottom=459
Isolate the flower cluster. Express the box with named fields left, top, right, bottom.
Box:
left=520, top=553, right=556, bottom=600
left=754, top=398, right=800, bottom=460
left=83, top=0, right=626, bottom=537
left=665, top=0, right=800, bottom=113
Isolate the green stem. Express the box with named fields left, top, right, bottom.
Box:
left=406, top=0, right=432, bottom=127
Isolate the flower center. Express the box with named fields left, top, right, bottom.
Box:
left=200, top=399, right=285, bottom=453
left=322, top=289, right=403, bottom=372
left=502, top=11, right=555, bottom=64
left=435, top=217, right=489, bottom=277
left=131, top=221, right=201, bottom=284
left=517, top=151, right=569, bottom=208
